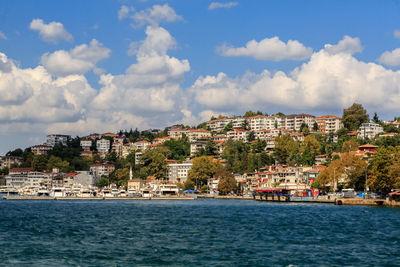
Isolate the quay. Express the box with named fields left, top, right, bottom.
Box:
left=2, top=196, right=196, bottom=200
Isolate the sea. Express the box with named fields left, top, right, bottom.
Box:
left=0, top=198, right=399, bottom=266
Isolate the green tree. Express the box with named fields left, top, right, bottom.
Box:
left=313, top=121, right=319, bottom=131
left=342, top=103, right=370, bottom=131
left=141, top=147, right=170, bottom=180
left=32, top=155, right=48, bottom=171
left=205, top=140, right=218, bottom=156
left=223, top=121, right=233, bottom=133
left=46, top=155, right=71, bottom=173
left=247, top=131, right=256, bottom=142
left=241, top=120, right=250, bottom=130
left=186, top=156, right=221, bottom=188
left=274, top=135, right=299, bottom=165
left=372, top=112, right=380, bottom=124
left=97, top=177, right=110, bottom=188
left=6, top=148, right=23, bottom=157
left=217, top=171, right=238, bottom=195
left=342, top=139, right=359, bottom=152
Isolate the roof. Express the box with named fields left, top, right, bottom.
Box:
left=10, top=168, right=33, bottom=172
left=358, top=144, right=378, bottom=148
left=65, top=172, right=80, bottom=177
left=315, top=115, right=342, bottom=120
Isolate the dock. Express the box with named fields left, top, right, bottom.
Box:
left=2, top=196, right=196, bottom=200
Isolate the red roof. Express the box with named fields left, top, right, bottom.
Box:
left=358, top=144, right=378, bottom=149
left=65, top=172, right=79, bottom=177
left=10, top=168, right=33, bottom=172
left=315, top=115, right=342, bottom=120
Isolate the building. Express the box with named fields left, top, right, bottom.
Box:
left=167, top=162, right=192, bottom=183
left=63, top=171, right=96, bottom=187
left=0, top=156, right=23, bottom=169
left=133, top=140, right=150, bottom=151
left=90, top=163, right=115, bottom=178
left=232, top=117, right=246, bottom=129
left=358, top=122, right=384, bottom=139
left=128, top=178, right=144, bottom=191
left=315, top=115, right=343, bottom=133
left=207, top=118, right=232, bottom=132
left=96, top=139, right=110, bottom=153
left=190, top=139, right=208, bottom=157
left=248, top=115, right=268, bottom=131
left=227, top=129, right=248, bottom=141
left=5, top=168, right=52, bottom=188
left=80, top=139, right=92, bottom=151
left=31, top=144, right=52, bottom=155
left=168, top=128, right=211, bottom=142
left=285, top=114, right=315, bottom=131
left=46, top=134, right=71, bottom=147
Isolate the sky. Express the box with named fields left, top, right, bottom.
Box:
left=1, top=0, right=400, bottom=153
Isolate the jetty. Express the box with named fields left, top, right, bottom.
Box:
left=2, top=196, right=196, bottom=200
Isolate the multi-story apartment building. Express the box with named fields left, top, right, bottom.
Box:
left=80, top=139, right=92, bottom=151
left=111, top=142, right=123, bottom=157
left=207, top=118, right=232, bottom=132
left=358, top=122, right=384, bottom=139
left=168, top=129, right=211, bottom=142
left=122, top=143, right=135, bottom=158
left=232, top=117, right=246, bottom=129
left=314, top=115, right=343, bottom=133
left=167, top=162, right=192, bottom=183
left=46, top=134, right=71, bottom=147
left=90, top=163, right=115, bottom=178
left=286, top=114, right=315, bottom=131
left=227, top=129, right=248, bottom=141
left=133, top=140, right=150, bottom=151
left=152, top=137, right=171, bottom=145
left=248, top=115, right=267, bottom=131
left=96, top=139, right=110, bottom=153
left=190, top=139, right=208, bottom=157
left=5, top=168, right=51, bottom=188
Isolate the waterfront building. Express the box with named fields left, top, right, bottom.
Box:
left=96, top=139, right=110, bottom=153
left=5, top=168, right=52, bottom=188
left=358, top=122, right=384, bottom=139
left=167, top=162, right=192, bottom=183
left=46, top=134, right=71, bottom=147
left=64, top=171, right=96, bottom=187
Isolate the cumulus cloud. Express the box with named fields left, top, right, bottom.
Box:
left=0, top=31, right=7, bottom=40
left=208, top=2, right=238, bottom=10
left=131, top=4, right=182, bottom=27
left=377, top=48, right=400, bottom=67
left=118, top=5, right=133, bottom=20
left=0, top=51, right=96, bottom=135
left=192, top=46, right=400, bottom=115
left=41, top=39, right=111, bottom=76
left=324, top=35, right=363, bottom=55
left=29, top=19, right=73, bottom=43
left=219, top=36, right=312, bottom=61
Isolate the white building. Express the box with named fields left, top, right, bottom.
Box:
left=46, top=134, right=71, bottom=147
left=232, top=117, right=246, bottom=129
left=90, top=163, right=115, bottom=178
left=96, top=139, right=110, bottom=153
left=358, top=122, right=384, bottom=139
left=227, top=129, right=248, bottom=141
left=5, top=168, right=51, bottom=188
left=80, top=139, right=92, bottom=150
left=285, top=114, right=315, bottom=131
left=207, top=118, right=232, bottom=132
left=168, top=162, right=192, bottom=183
left=133, top=140, right=150, bottom=151
left=314, top=115, right=343, bottom=133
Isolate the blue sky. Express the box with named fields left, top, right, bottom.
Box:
left=1, top=0, right=400, bottom=153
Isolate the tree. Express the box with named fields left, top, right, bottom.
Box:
left=47, top=155, right=71, bottom=173
left=205, top=140, right=218, bottom=156
left=141, top=147, right=170, bottom=180
left=241, top=120, right=250, bottom=130
left=274, top=135, right=299, bottom=165
left=186, top=156, right=221, bottom=188
left=6, top=148, right=23, bottom=157
left=313, top=121, right=319, bottom=131
left=32, top=155, right=48, bottom=171
left=342, top=139, right=359, bottom=152
left=247, top=131, right=256, bottom=142
left=299, top=123, right=308, bottom=133
left=217, top=171, right=238, bottom=195
left=342, top=103, right=370, bottom=131
left=368, top=147, right=400, bottom=194
left=110, top=168, right=129, bottom=186
left=223, top=121, right=233, bottom=133
left=97, top=177, right=110, bottom=188
left=372, top=112, right=380, bottom=124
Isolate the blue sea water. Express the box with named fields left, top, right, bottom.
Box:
left=0, top=199, right=399, bottom=266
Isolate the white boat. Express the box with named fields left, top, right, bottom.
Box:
left=141, top=188, right=153, bottom=198
left=53, top=188, right=66, bottom=197
left=37, top=188, right=51, bottom=197
left=101, top=188, right=113, bottom=197
left=159, top=184, right=179, bottom=196
left=111, top=188, right=120, bottom=197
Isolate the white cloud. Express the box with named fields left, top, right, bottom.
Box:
left=131, top=4, right=182, bottom=27
left=208, top=2, right=238, bottom=10
left=192, top=45, right=400, bottom=115
left=41, top=39, right=111, bottom=76
left=378, top=48, right=400, bottom=67
left=118, top=5, right=133, bottom=20
left=219, top=36, right=312, bottom=61
left=394, top=30, right=400, bottom=39
left=0, top=52, right=97, bottom=135
left=0, top=31, right=7, bottom=40
left=324, top=35, right=363, bottom=55
left=29, top=19, right=73, bottom=43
